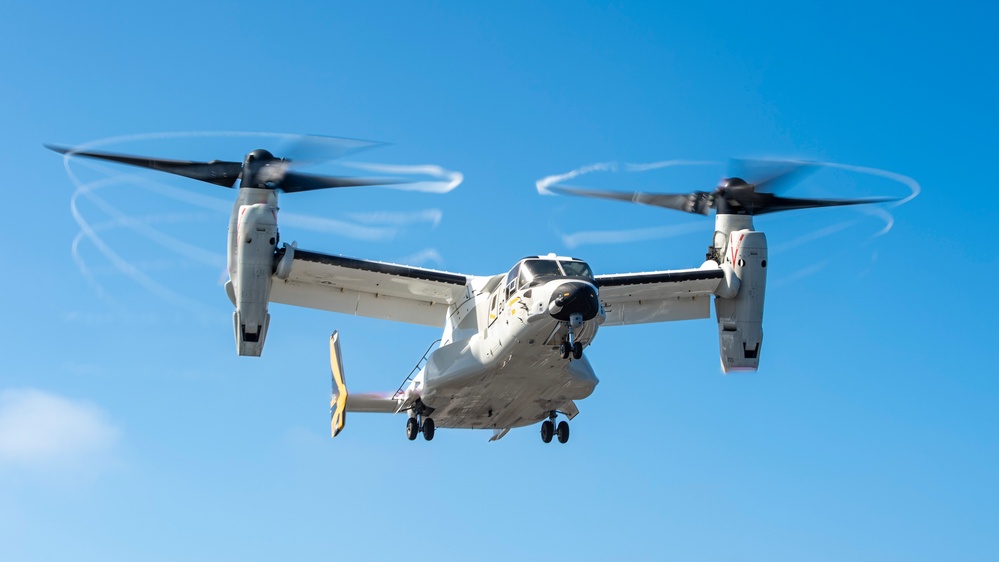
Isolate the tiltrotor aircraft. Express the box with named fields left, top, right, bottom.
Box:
left=49, top=141, right=895, bottom=443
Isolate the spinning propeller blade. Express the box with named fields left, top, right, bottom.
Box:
left=549, top=159, right=897, bottom=216
left=546, top=184, right=715, bottom=215
left=275, top=134, right=385, bottom=167
left=278, top=170, right=401, bottom=193
left=46, top=144, right=244, bottom=187
left=46, top=135, right=400, bottom=193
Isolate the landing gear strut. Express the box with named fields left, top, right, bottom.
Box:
left=540, top=410, right=570, bottom=444
left=559, top=312, right=584, bottom=360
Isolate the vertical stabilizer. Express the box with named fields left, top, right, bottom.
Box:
left=330, top=331, right=348, bottom=437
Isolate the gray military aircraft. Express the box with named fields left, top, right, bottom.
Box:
left=49, top=141, right=894, bottom=443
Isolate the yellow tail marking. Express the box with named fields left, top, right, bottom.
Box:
left=330, top=331, right=348, bottom=438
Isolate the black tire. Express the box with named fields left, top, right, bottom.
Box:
left=572, top=342, right=583, bottom=360
left=406, top=417, right=419, bottom=441
left=423, top=417, right=436, bottom=441
left=560, top=342, right=570, bottom=359
left=556, top=420, right=570, bottom=443
left=540, top=420, right=554, bottom=443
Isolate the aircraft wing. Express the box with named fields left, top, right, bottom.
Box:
left=595, top=266, right=724, bottom=326
left=270, top=247, right=471, bottom=327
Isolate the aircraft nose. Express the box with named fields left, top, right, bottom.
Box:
left=548, top=281, right=600, bottom=321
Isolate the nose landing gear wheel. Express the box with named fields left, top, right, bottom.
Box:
left=571, top=342, right=583, bottom=360
left=560, top=342, right=570, bottom=359
left=406, top=417, right=419, bottom=441
left=540, top=420, right=554, bottom=443
left=556, top=420, right=570, bottom=443
left=422, top=417, right=436, bottom=441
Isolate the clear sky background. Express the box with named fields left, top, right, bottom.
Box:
left=2, top=2, right=996, bottom=560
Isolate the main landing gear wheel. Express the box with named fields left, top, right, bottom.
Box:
left=422, top=417, right=436, bottom=441
left=571, top=341, right=583, bottom=360
left=540, top=420, right=554, bottom=443
left=540, top=411, right=570, bottom=444
left=406, top=417, right=419, bottom=441
left=556, top=420, right=570, bottom=443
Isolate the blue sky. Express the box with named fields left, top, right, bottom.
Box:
left=2, top=2, right=996, bottom=560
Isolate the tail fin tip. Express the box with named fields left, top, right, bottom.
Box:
left=330, top=331, right=348, bottom=438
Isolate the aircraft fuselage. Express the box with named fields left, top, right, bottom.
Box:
left=415, top=268, right=604, bottom=430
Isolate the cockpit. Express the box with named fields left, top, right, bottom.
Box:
left=504, top=256, right=593, bottom=298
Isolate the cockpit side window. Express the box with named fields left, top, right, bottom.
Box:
left=489, top=291, right=499, bottom=326
left=505, top=266, right=519, bottom=299
left=518, top=267, right=531, bottom=288
left=560, top=260, right=593, bottom=279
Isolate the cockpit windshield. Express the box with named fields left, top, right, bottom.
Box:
left=519, top=259, right=593, bottom=284
left=504, top=258, right=594, bottom=298
left=522, top=259, right=563, bottom=279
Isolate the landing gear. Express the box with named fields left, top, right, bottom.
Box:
left=559, top=312, right=585, bottom=360
left=407, top=401, right=436, bottom=442
left=540, top=411, right=569, bottom=444
left=422, top=417, right=435, bottom=441
left=541, top=420, right=554, bottom=443
left=556, top=420, right=570, bottom=443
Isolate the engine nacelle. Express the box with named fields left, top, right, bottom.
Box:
left=715, top=230, right=767, bottom=372
left=232, top=202, right=278, bottom=356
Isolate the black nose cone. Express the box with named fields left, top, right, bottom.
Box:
left=549, top=282, right=600, bottom=321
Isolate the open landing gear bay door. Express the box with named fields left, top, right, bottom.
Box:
left=271, top=248, right=471, bottom=327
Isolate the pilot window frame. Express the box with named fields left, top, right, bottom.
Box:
left=488, top=291, right=499, bottom=326
left=504, top=258, right=594, bottom=299
left=558, top=260, right=593, bottom=279
left=505, top=267, right=518, bottom=300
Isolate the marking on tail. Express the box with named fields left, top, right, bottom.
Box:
left=330, top=331, right=348, bottom=438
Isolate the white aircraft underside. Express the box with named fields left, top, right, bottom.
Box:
left=415, top=316, right=600, bottom=430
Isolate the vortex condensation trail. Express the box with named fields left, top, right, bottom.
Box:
left=58, top=132, right=461, bottom=309
left=759, top=160, right=918, bottom=284
left=340, top=161, right=464, bottom=194
left=538, top=158, right=919, bottom=250
left=397, top=248, right=447, bottom=267
left=535, top=161, right=622, bottom=195
left=538, top=159, right=721, bottom=247
left=66, top=163, right=219, bottom=314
